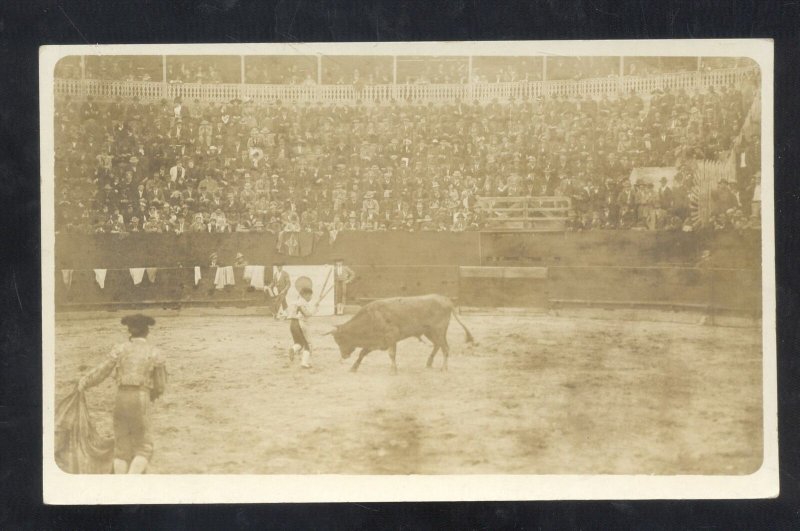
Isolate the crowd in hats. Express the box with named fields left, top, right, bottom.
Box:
left=54, top=73, right=760, bottom=236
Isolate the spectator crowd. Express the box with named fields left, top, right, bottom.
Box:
left=167, top=57, right=241, bottom=84
left=322, top=58, right=392, bottom=85
left=54, top=73, right=760, bottom=237
left=396, top=58, right=469, bottom=85
left=86, top=56, right=162, bottom=82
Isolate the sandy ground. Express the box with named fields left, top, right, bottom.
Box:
left=53, top=309, right=763, bottom=475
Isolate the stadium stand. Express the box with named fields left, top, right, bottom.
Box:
left=53, top=56, right=761, bottom=237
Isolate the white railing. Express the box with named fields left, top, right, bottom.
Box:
left=477, top=196, right=572, bottom=231
left=54, top=66, right=759, bottom=104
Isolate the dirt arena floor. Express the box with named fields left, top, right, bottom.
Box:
left=53, top=308, right=763, bottom=475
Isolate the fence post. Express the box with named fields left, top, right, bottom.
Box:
left=162, top=55, right=169, bottom=99
left=542, top=55, right=547, bottom=84
left=79, top=56, right=87, bottom=97
left=695, top=60, right=703, bottom=90
left=240, top=55, right=246, bottom=100
left=392, top=56, right=398, bottom=100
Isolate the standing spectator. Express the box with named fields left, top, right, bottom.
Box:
left=333, top=258, right=356, bottom=315
left=655, top=177, right=674, bottom=229
left=735, top=134, right=760, bottom=206
left=267, top=263, right=291, bottom=320
left=169, top=159, right=186, bottom=183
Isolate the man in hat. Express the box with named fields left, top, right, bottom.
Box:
left=169, top=118, right=187, bottom=155
left=266, top=216, right=283, bottom=234
left=169, top=159, right=186, bottom=183
left=656, top=176, right=674, bottom=229
left=735, top=133, right=760, bottom=205
left=421, top=214, right=436, bottom=231
left=712, top=180, right=739, bottom=216
left=653, top=127, right=674, bottom=162
left=210, top=208, right=228, bottom=233
left=362, top=191, right=379, bottom=216
left=639, top=181, right=657, bottom=230
left=128, top=216, right=141, bottom=233
left=234, top=252, right=248, bottom=267
left=173, top=96, right=188, bottom=121
left=147, top=178, right=166, bottom=204
left=267, top=262, right=291, bottom=319
left=190, top=213, right=207, bottom=233
left=77, top=314, right=166, bottom=474
left=333, top=257, right=356, bottom=316
left=344, top=211, right=359, bottom=231
left=142, top=216, right=162, bottom=233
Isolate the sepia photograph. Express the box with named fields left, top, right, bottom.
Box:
left=39, top=40, right=776, bottom=503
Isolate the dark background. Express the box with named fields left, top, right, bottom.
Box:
left=1, top=0, right=798, bottom=528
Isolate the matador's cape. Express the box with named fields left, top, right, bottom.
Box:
left=55, top=389, right=114, bottom=474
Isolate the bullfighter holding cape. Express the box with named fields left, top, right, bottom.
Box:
left=73, top=314, right=167, bottom=474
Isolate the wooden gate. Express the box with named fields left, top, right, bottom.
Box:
left=477, top=196, right=571, bottom=231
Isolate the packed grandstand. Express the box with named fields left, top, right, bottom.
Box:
left=53, top=55, right=761, bottom=236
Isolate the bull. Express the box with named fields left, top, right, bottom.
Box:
left=325, top=294, right=474, bottom=373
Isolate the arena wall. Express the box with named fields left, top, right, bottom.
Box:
left=54, top=231, right=761, bottom=314
left=54, top=230, right=759, bottom=269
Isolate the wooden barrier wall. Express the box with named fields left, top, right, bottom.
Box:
left=54, top=230, right=760, bottom=269
left=53, top=230, right=762, bottom=312
left=54, top=264, right=761, bottom=313
left=53, top=231, right=481, bottom=269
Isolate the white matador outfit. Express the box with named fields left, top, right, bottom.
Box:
left=287, top=295, right=318, bottom=368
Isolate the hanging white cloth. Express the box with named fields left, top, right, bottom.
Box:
left=248, top=265, right=265, bottom=289
left=242, top=265, right=253, bottom=281
left=223, top=265, right=235, bottom=286
left=213, top=267, right=225, bottom=290
left=130, top=268, right=146, bottom=285
left=61, top=269, right=73, bottom=289
left=194, top=266, right=202, bottom=286
left=93, top=269, right=107, bottom=289
left=145, top=267, right=158, bottom=283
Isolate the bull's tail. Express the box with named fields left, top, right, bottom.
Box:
left=451, top=306, right=475, bottom=344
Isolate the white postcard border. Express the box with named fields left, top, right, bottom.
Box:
left=40, top=39, right=777, bottom=504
